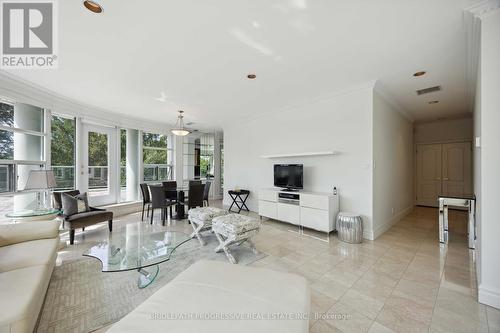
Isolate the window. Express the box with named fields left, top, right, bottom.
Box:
left=0, top=99, right=45, bottom=219
left=51, top=115, right=75, bottom=190
left=142, top=132, right=173, bottom=182
left=88, top=131, right=109, bottom=195
left=0, top=100, right=45, bottom=193
left=220, top=136, right=224, bottom=189
left=120, top=129, right=127, bottom=201
left=183, top=133, right=214, bottom=180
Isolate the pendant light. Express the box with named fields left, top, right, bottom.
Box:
left=171, top=111, right=191, bottom=136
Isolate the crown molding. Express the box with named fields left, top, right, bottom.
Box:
left=462, top=1, right=500, bottom=113
left=0, top=71, right=175, bottom=134
left=466, top=0, right=500, bottom=18
left=464, top=0, right=500, bottom=110
left=373, top=82, right=415, bottom=122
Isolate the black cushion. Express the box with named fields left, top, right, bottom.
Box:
left=66, top=210, right=113, bottom=223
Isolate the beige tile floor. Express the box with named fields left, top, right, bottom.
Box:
left=58, top=204, right=500, bottom=333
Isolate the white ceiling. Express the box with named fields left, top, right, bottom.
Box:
left=5, top=0, right=481, bottom=128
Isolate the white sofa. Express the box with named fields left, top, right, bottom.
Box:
left=0, top=221, right=60, bottom=333
left=108, top=260, right=310, bottom=333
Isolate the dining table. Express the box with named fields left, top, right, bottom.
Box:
left=170, top=187, right=189, bottom=220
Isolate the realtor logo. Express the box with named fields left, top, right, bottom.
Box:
left=1, top=0, right=58, bottom=69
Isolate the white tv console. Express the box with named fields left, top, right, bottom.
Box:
left=258, top=188, right=339, bottom=236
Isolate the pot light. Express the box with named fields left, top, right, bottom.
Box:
left=247, top=74, right=256, bottom=79
left=413, top=71, right=426, bottom=77
left=428, top=100, right=439, bottom=104
left=83, top=0, right=103, bottom=13
left=171, top=111, right=191, bottom=136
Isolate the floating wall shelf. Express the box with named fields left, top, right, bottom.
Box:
left=260, top=151, right=339, bottom=159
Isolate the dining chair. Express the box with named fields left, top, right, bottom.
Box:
left=149, top=185, right=176, bottom=226
left=203, top=181, right=212, bottom=206
left=182, top=183, right=205, bottom=210
left=162, top=181, right=178, bottom=202
left=189, top=180, right=202, bottom=186
left=139, top=183, right=151, bottom=221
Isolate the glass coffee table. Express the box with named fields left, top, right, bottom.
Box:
left=83, top=224, right=192, bottom=288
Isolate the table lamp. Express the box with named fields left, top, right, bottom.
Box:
left=24, top=170, right=57, bottom=210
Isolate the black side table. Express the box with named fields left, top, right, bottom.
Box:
left=228, top=190, right=250, bottom=213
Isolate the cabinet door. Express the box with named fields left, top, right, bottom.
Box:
left=277, top=203, right=300, bottom=225
left=300, top=193, right=330, bottom=210
left=300, top=207, right=331, bottom=232
left=259, top=200, right=277, bottom=219
left=416, top=144, right=442, bottom=207
left=259, top=190, right=277, bottom=202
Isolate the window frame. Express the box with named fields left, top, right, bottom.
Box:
left=142, top=132, right=174, bottom=183
left=50, top=113, right=76, bottom=191
left=0, top=99, right=47, bottom=195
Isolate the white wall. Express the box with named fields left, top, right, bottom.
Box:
left=473, top=63, right=482, bottom=285
left=372, top=91, right=414, bottom=239
left=414, top=117, right=473, bottom=144
left=223, top=85, right=375, bottom=237
left=476, top=9, right=500, bottom=310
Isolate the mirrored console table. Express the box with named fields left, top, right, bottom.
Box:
left=438, top=194, right=476, bottom=249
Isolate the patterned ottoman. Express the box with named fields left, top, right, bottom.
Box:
left=212, top=214, right=261, bottom=264
left=188, top=207, right=229, bottom=245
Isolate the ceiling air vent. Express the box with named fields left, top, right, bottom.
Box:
left=416, top=86, right=441, bottom=95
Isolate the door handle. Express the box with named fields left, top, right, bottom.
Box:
left=436, top=178, right=441, bottom=180
left=443, top=178, right=449, bottom=181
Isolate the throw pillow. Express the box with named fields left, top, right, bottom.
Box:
left=61, top=192, right=90, bottom=216
left=75, top=192, right=90, bottom=212
left=61, top=193, right=78, bottom=216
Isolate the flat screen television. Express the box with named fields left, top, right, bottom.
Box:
left=274, top=164, right=303, bottom=190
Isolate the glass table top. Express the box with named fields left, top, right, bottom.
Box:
left=5, top=208, right=60, bottom=218
left=83, top=224, right=192, bottom=273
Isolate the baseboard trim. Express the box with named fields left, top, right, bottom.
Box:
left=479, top=284, right=500, bottom=309
left=363, top=230, right=375, bottom=241
left=372, top=205, right=415, bottom=239
left=99, top=201, right=142, bottom=218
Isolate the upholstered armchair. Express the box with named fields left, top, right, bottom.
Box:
left=53, top=190, right=113, bottom=245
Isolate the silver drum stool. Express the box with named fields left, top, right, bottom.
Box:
left=336, top=212, right=363, bottom=244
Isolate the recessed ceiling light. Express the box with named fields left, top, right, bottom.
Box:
left=413, top=71, right=426, bottom=77
left=429, top=100, right=439, bottom=104
left=83, top=0, right=103, bottom=13
left=247, top=74, right=256, bottom=79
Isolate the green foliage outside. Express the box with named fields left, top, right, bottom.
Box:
left=143, top=132, right=169, bottom=165
left=200, top=156, right=211, bottom=178
left=51, top=116, right=75, bottom=166
left=0, top=103, right=14, bottom=160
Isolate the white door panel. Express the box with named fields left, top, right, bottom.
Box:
left=416, top=144, right=442, bottom=207
left=442, top=142, right=472, bottom=197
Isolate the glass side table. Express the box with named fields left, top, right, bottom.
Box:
left=5, top=208, right=61, bottom=222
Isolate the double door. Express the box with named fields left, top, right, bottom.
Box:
left=416, top=142, right=472, bottom=207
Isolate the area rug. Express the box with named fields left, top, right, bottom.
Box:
left=36, top=233, right=266, bottom=333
